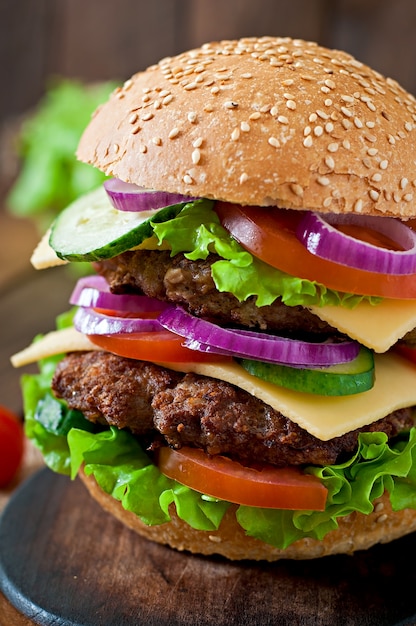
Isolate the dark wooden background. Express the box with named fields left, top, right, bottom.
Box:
left=2, top=0, right=416, bottom=125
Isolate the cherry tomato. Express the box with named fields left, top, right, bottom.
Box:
left=156, top=446, right=327, bottom=510
left=215, top=201, right=416, bottom=299
left=88, top=331, right=232, bottom=363
left=0, top=405, right=24, bottom=488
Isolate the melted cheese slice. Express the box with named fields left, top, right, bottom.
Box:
left=30, top=229, right=68, bottom=270
left=309, top=299, right=416, bottom=353
left=11, top=327, right=416, bottom=441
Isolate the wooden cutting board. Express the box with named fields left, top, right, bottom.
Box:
left=0, top=468, right=415, bottom=626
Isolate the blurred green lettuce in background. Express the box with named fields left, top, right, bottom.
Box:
left=7, top=78, right=118, bottom=230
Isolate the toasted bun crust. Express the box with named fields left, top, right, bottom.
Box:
left=79, top=469, right=416, bottom=561
left=77, top=36, right=416, bottom=218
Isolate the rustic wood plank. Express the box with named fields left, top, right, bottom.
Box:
left=1, top=468, right=416, bottom=625
left=186, top=0, right=328, bottom=48
left=328, top=0, right=416, bottom=92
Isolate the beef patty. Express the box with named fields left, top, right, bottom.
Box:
left=51, top=351, right=414, bottom=468
left=94, top=250, right=335, bottom=337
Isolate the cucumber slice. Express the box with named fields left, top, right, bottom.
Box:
left=239, top=347, right=375, bottom=396
left=49, top=186, right=186, bottom=262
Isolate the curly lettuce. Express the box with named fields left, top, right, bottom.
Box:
left=152, top=200, right=380, bottom=308
left=23, top=341, right=416, bottom=550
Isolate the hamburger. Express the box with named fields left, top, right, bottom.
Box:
left=12, top=36, right=416, bottom=561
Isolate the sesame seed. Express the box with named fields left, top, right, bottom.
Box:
left=404, top=192, right=414, bottom=202
left=343, top=139, right=351, bottom=150
left=188, top=112, right=197, bottom=123
left=372, top=173, right=382, bottom=182
left=141, top=112, right=154, bottom=121
left=327, top=142, right=339, bottom=152
left=401, top=177, right=409, bottom=189
left=130, top=125, right=141, bottom=135
left=270, top=106, right=279, bottom=116
left=163, top=94, right=173, bottom=105
left=309, top=113, right=318, bottom=123
left=224, top=101, right=238, bottom=109
left=152, top=137, right=162, bottom=146
left=239, top=172, right=249, bottom=184
left=324, top=98, right=333, bottom=107
left=405, top=121, right=413, bottom=132
left=325, top=78, right=336, bottom=89
left=342, top=119, right=352, bottom=130
left=341, top=95, right=355, bottom=103
left=354, top=117, right=363, bottom=128
left=154, top=100, right=161, bottom=109
left=282, top=79, right=295, bottom=86
left=341, top=106, right=353, bottom=117
left=354, top=199, right=364, bottom=213
left=317, top=176, right=330, bottom=186
left=193, top=137, right=203, bottom=148
left=380, top=160, right=389, bottom=170
left=367, top=148, right=378, bottom=156
left=278, top=115, right=289, bottom=124
left=241, top=73, right=252, bottom=79
left=249, top=112, right=261, bottom=120
left=211, top=86, right=220, bottom=94
left=323, top=197, right=332, bottom=208
left=369, top=189, right=380, bottom=201
left=290, top=183, right=304, bottom=197
left=139, top=145, right=147, bottom=154
left=376, top=514, right=388, bottom=524
left=314, top=126, right=323, bottom=137
left=241, top=121, right=250, bottom=132
left=374, top=502, right=385, bottom=513
left=192, top=148, right=201, bottom=164
left=303, top=136, right=313, bottom=148
left=325, top=122, right=334, bottom=133
left=325, top=156, right=335, bottom=169
left=304, top=126, right=311, bottom=136
left=316, top=109, right=329, bottom=120
left=268, top=137, right=280, bottom=148
left=168, top=128, right=180, bottom=139
left=231, top=128, right=240, bottom=141
left=183, top=174, right=193, bottom=184
left=286, top=100, right=296, bottom=110
left=128, top=113, right=138, bottom=124
left=113, top=143, right=119, bottom=153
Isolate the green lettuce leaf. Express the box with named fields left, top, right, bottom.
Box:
left=23, top=349, right=416, bottom=549
left=152, top=200, right=379, bottom=308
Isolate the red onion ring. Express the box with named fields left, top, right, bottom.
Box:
left=158, top=306, right=359, bottom=366
left=104, top=179, right=198, bottom=212
left=73, top=307, right=163, bottom=335
left=297, top=211, right=416, bottom=275
left=70, top=275, right=168, bottom=313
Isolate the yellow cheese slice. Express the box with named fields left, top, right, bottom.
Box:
left=11, top=327, right=416, bottom=441
left=309, top=299, right=416, bottom=353
left=10, top=327, right=98, bottom=367
left=30, top=229, right=68, bottom=270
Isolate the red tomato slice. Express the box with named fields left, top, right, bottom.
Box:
left=88, top=331, right=232, bottom=363
left=0, top=405, right=24, bottom=488
left=215, top=201, right=416, bottom=299
left=157, top=446, right=327, bottom=510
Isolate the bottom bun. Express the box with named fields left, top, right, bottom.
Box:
left=79, top=469, right=416, bottom=561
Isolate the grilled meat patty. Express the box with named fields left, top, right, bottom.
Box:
left=94, top=250, right=334, bottom=337
left=52, top=351, right=414, bottom=468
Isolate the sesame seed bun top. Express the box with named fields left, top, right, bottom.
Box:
left=77, top=36, right=416, bottom=218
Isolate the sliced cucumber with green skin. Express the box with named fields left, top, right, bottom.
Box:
left=239, top=347, right=375, bottom=396
left=49, top=186, right=187, bottom=262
